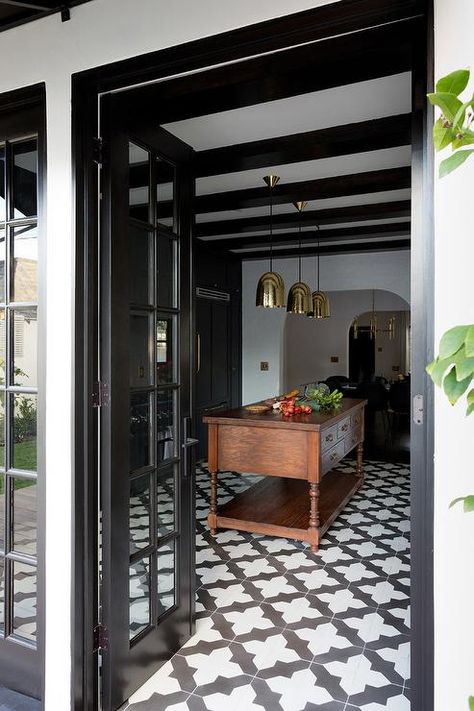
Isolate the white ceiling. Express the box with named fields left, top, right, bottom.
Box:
left=160, top=71, right=412, bottom=248
left=163, top=73, right=411, bottom=151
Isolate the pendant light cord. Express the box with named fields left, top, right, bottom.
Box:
left=298, top=218, right=302, bottom=282
left=269, top=185, right=274, bottom=273
left=316, top=225, right=320, bottom=291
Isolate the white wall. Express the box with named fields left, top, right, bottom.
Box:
left=283, top=292, right=409, bottom=391
left=242, top=250, right=410, bottom=402
left=434, top=1, right=474, bottom=708
left=0, top=1, right=339, bottom=708
left=2, top=0, right=471, bottom=707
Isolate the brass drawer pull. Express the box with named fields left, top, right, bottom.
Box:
left=341, top=424, right=349, bottom=432
left=326, top=433, right=334, bottom=443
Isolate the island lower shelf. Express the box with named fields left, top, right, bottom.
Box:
left=215, top=469, right=363, bottom=544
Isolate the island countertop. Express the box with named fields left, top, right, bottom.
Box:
left=203, top=397, right=367, bottom=431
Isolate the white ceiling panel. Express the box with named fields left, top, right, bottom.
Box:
left=163, top=72, right=411, bottom=151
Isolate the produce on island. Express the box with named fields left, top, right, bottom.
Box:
left=270, top=384, right=343, bottom=418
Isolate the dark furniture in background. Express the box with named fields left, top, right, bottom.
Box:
left=325, top=375, right=350, bottom=392
left=388, top=378, right=411, bottom=443
left=357, top=380, right=390, bottom=420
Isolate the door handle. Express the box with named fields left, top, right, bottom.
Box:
left=182, top=417, right=198, bottom=478
left=183, top=437, right=199, bottom=449
left=196, top=332, right=201, bottom=373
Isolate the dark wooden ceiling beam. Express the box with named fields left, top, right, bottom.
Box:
left=195, top=200, right=411, bottom=238
left=193, top=167, right=410, bottom=215
left=114, top=20, right=417, bottom=125
left=194, top=114, right=412, bottom=178
left=130, top=115, right=412, bottom=189
left=204, top=222, right=411, bottom=251
left=0, top=0, right=56, bottom=8
left=236, top=238, right=411, bottom=260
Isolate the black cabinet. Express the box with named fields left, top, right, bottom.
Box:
left=195, top=249, right=241, bottom=460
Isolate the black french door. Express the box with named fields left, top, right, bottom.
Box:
left=99, top=93, right=195, bottom=710
left=0, top=94, right=44, bottom=700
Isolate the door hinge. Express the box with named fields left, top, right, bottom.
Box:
left=92, top=136, right=104, bottom=166
left=92, top=381, right=109, bottom=408
left=93, top=624, right=108, bottom=652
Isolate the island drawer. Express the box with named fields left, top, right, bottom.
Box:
left=321, top=439, right=345, bottom=474
left=321, top=424, right=338, bottom=452
left=337, top=416, right=351, bottom=439
left=344, top=426, right=362, bottom=455
left=351, top=410, right=363, bottom=429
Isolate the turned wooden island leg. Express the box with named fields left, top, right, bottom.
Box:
left=309, top=482, right=320, bottom=552
left=208, top=470, right=218, bottom=535
left=207, top=424, right=218, bottom=535
left=356, top=441, right=364, bottom=480
left=307, top=431, right=321, bottom=552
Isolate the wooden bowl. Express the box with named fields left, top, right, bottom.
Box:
left=245, top=403, right=272, bottom=413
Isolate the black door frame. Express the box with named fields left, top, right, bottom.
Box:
left=72, top=2, right=434, bottom=709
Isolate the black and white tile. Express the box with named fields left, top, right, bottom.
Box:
left=124, top=459, right=410, bottom=710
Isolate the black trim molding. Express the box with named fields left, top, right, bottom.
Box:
left=72, top=2, right=434, bottom=709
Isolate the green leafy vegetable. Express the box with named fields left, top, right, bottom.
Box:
left=303, top=385, right=343, bottom=413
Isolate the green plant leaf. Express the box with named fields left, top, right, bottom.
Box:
left=452, top=131, right=474, bottom=151
left=426, top=356, right=453, bottom=386
left=443, top=366, right=472, bottom=404
left=436, top=68, right=470, bottom=96
left=465, top=325, right=474, bottom=357
left=453, top=98, right=474, bottom=127
left=450, top=496, right=467, bottom=508
left=427, top=92, right=463, bottom=122
left=440, top=149, right=474, bottom=177
left=433, top=117, right=456, bottom=151
left=438, top=325, right=469, bottom=358
left=469, top=695, right=474, bottom=711
left=467, top=389, right=474, bottom=416
left=454, top=347, right=474, bottom=381
left=449, top=495, right=474, bottom=512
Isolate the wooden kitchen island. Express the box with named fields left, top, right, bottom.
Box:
left=204, top=398, right=367, bottom=552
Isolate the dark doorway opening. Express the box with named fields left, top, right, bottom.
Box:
left=73, top=2, right=434, bottom=709
left=349, top=327, right=376, bottom=382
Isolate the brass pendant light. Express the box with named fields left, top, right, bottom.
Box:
left=287, top=202, right=312, bottom=315
left=307, top=229, right=330, bottom=319
left=352, top=291, right=396, bottom=340
left=256, top=175, right=286, bottom=308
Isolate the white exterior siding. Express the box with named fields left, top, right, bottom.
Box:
left=0, top=0, right=471, bottom=708
left=433, top=0, right=474, bottom=708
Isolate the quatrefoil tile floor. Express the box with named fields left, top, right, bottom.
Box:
left=124, top=460, right=410, bottom=711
